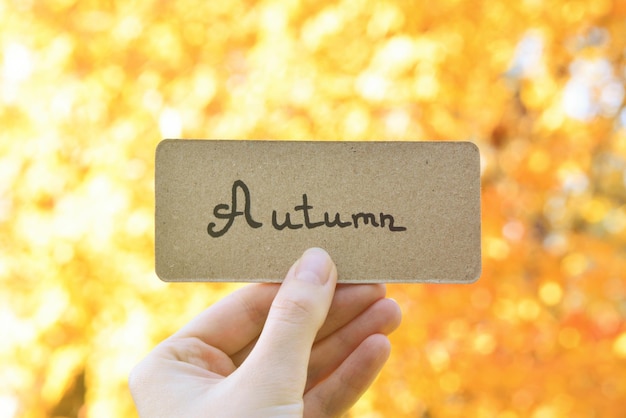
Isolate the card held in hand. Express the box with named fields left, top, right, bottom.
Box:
left=155, top=140, right=481, bottom=283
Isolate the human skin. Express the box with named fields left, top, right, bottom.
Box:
left=129, top=248, right=402, bottom=417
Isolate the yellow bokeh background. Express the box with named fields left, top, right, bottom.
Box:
left=2, top=1, right=626, bottom=417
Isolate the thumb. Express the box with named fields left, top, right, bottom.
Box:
left=239, top=248, right=337, bottom=399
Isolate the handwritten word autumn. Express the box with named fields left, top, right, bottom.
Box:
left=207, top=180, right=407, bottom=238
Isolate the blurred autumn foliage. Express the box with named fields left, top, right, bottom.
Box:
left=2, top=0, right=626, bottom=417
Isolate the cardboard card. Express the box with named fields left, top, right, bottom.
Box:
left=155, top=140, right=481, bottom=283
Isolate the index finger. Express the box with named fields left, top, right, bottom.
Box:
left=173, top=281, right=282, bottom=355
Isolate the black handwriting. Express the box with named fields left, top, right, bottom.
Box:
left=207, top=180, right=407, bottom=237
left=207, top=180, right=263, bottom=237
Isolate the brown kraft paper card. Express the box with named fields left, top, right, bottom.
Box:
left=155, top=140, right=481, bottom=283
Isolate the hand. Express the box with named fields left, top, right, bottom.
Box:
left=129, top=248, right=402, bottom=417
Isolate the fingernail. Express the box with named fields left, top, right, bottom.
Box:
left=295, top=248, right=332, bottom=285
